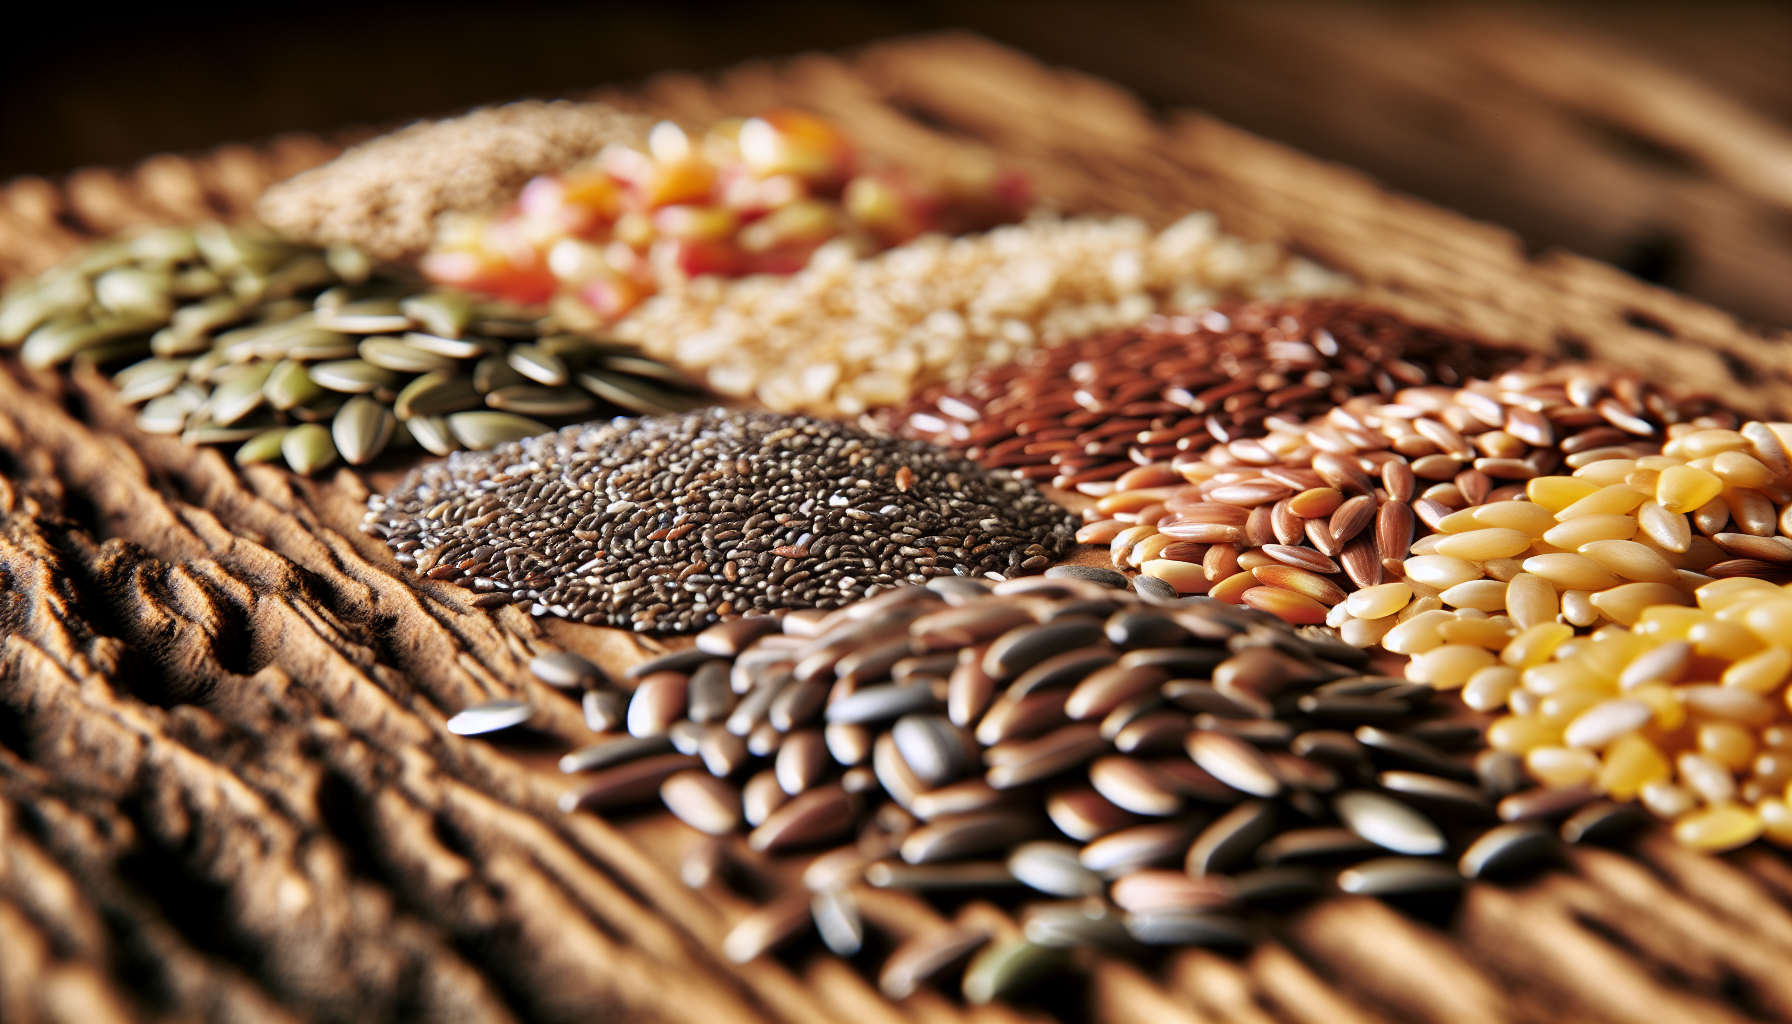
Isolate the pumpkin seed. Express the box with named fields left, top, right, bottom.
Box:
left=183, top=416, right=274, bottom=445
left=508, top=344, right=570, bottom=386
left=404, top=414, right=458, bottom=456
left=400, top=330, right=492, bottom=359
left=137, top=393, right=196, bottom=434
left=282, top=329, right=359, bottom=361
left=315, top=299, right=410, bottom=333
left=263, top=359, right=324, bottom=410
left=400, top=292, right=473, bottom=338
left=393, top=370, right=480, bottom=419
left=359, top=336, right=460, bottom=373
left=308, top=359, right=402, bottom=394
left=485, top=385, right=598, bottom=418
left=333, top=395, right=396, bottom=465
left=576, top=369, right=700, bottom=414
left=94, top=267, right=173, bottom=319
left=599, top=352, right=697, bottom=388
left=962, top=939, right=1065, bottom=1004
left=473, top=354, right=527, bottom=394
left=209, top=361, right=274, bottom=425
left=113, top=357, right=192, bottom=403
left=235, top=427, right=291, bottom=466
left=22, top=315, right=157, bottom=369
left=324, top=244, right=372, bottom=284
left=447, top=411, right=550, bottom=450
left=281, top=423, right=338, bottom=475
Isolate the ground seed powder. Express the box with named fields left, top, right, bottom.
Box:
left=367, top=409, right=1078, bottom=631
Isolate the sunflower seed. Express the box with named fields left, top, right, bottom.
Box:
left=280, top=423, right=338, bottom=475
left=1045, top=565, right=1129, bottom=588
left=826, top=681, right=940, bottom=725
left=1079, top=818, right=1203, bottom=876
left=1123, top=911, right=1253, bottom=947
left=507, top=343, right=570, bottom=386
left=1188, top=732, right=1283, bottom=797
left=400, top=293, right=474, bottom=338
left=879, top=926, right=988, bottom=999
left=863, top=861, right=1017, bottom=889
left=315, top=299, right=410, bottom=333
left=1132, top=574, right=1180, bottom=601
left=234, top=427, right=290, bottom=466
left=404, top=414, right=458, bottom=456
left=661, top=770, right=743, bottom=835
left=1378, top=771, right=1492, bottom=817
left=985, top=620, right=1107, bottom=679
left=472, top=354, right=527, bottom=394
left=208, top=360, right=273, bottom=425
left=1497, top=783, right=1599, bottom=822
left=1559, top=801, right=1651, bottom=845
left=582, top=690, right=624, bottom=732
left=721, top=896, right=812, bottom=964
left=333, top=395, right=396, bottom=465
left=576, top=369, right=698, bottom=414
left=1355, top=726, right=1476, bottom=781
left=986, top=724, right=1107, bottom=789
left=900, top=809, right=1039, bottom=863
left=1337, top=857, right=1464, bottom=895
left=963, top=940, right=1065, bottom=1004
left=1187, top=799, right=1278, bottom=875
left=113, top=357, right=192, bottom=403
left=262, top=359, right=324, bottom=410
left=1333, top=790, right=1446, bottom=855
left=530, top=651, right=605, bottom=688
left=446, top=699, right=533, bottom=735
left=748, top=784, right=857, bottom=852
left=1007, top=841, right=1104, bottom=897
left=559, top=735, right=668, bottom=773
left=1458, top=822, right=1555, bottom=878
left=1255, top=827, right=1381, bottom=865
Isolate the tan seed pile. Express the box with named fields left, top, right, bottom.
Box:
left=610, top=211, right=1353, bottom=418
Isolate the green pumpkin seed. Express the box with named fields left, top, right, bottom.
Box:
left=508, top=344, right=569, bottom=386
left=0, top=273, right=92, bottom=344
left=184, top=414, right=275, bottom=445
left=187, top=350, right=228, bottom=382
left=281, top=423, right=338, bottom=475
left=214, top=313, right=316, bottom=362
left=169, top=294, right=251, bottom=339
left=208, top=361, right=275, bottom=425
left=473, top=354, right=526, bottom=394
left=170, top=266, right=224, bottom=298
left=94, top=267, right=174, bottom=320
left=448, top=411, right=550, bottom=450
left=22, top=314, right=158, bottom=369
left=261, top=254, right=337, bottom=299
left=600, top=353, right=697, bottom=388
left=399, top=331, right=494, bottom=359
left=289, top=395, right=346, bottom=422
left=309, top=359, right=402, bottom=394
left=73, top=337, right=151, bottom=368
left=195, top=223, right=292, bottom=274
left=359, top=337, right=459, bottom=374
left=576, top=369, right=702, bottom=414
left=151, top=325, right=211, bottom=357
left=137, top=393, right=196, bottom=434
left=235, top=427, right=290, bottom=466
left=264, top=359, right=325, bottom=410
left=400, top=292, right=473, bottom=338
left=324, top=244, right=372, bottom=284
left=961, top=940, right=1064, bottom=1005
left=114, top=358, right=193, bottom=403
left=485, top=385, right=597, bottom=418
left=282, top=329, right=358, bottom=361
left=333, top=395, right=396, bottom=465
left=394, top=370, right=481, bottom=419
left=315, top=299, right=409, bottom=334
left=73, top=241, right=136, bottom=276
left=405, top=414, right=458, bottom=456
left=128, top=226, right=197, bottom=263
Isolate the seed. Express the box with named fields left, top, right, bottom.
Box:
left=1006, top=841, right=1104, bottom=897
left=986, top=724, right=1107, bottom=789
left=962, top=939, right=1065, bottom=1005
left=1673, top=804, right=1764, bottom=853
left=280, top=423, right=338, bottom=475
left=1337, top=857, right=1464, bottom=895
left=1560, top=801, right=1652, bottom=844
left=722, top=895, right=813, bottom=964
left=1187, top=732, right=1282, bottom=797
left=749, top=784, right=857, bottom=852
left=1331, top=790, right=1445, bottom=855
left=444, top=410, right=550, bottom=450
left=1254, top=827, right=1381, bottom=865
left=446, top=699, right=533, bottom=736
left=1187, top=799, right=1277, bottom=876
left=900, top=809, right=1039, bottom=863
left=1656, top=465, right=1725, bottom=514
left=661, top=770, right=743, bottom=834
left=890, top=714, right=968, bottom=787
left=330, top=394, right=395, bottom=466
left=1437, top=580, right=1507, bottom=612
left=531, top=651, right=605, bottom=688
left=1110, top=870, right=1234, bottom=913
left=559, top=752, right=701, bottom=812
left=1079, top=818, right=1203, bottom=875
left=1045, top=565, right=1128, bottom=588
left=879, top=926, right=989, bottom=999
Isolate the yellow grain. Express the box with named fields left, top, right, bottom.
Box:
left=1526, top=746, right=1601, bottom=787
left=1587, top=582, right=1688, bottom=626
left=1562, top=590, right=1599, bottom=626
left=1541, top=513, right=1638, bottom=549
left=1759, top=799, right=1792, bottom=848
left=1435, top=616, right=1515, bottom=649
left=1680, top=428, right=1749, bottom=458
left=1381, top=609, right=1455, bottom=655
left=1129, top=532, right=1177, bottom=567
left=1463, top=665, right=1521, bottom=711
left=1656, top=465, right=1725, bottom=514
left=1539, top=688, right=1608, bottom=723
left=1237, top=548, right=1278, bottom=571
left=1111, top=525, right=1158, bottom=564
left=1471, top=501, right=1557, bottom=536
left=1401, top=555, right=1483, bottom=590
left=1142, top=559, right=1212, bottom=594
left=1396, top=594, right=1444, bottom=622
left=1743, top=599, right=1792, bottom=647
left=1697, top=722, right=1757, bottom=770
left=1340, top=615, right=1398, bottom=648
left=1406, top=643, right=1498, bottom=687
left=1722, top=646, right=1791, bottom=692
left=1528, top=475, right=1600, bottom=512
left=1713, top=450, right=1776, bottom=489
left=1522, top=553, right=1623, bottom=591
left=1686, top=618, right=1765, bottom=659
left=1673, top=805, right=1763, bottom=853
left=1434, top=528, right=1533, bottom=561
left=1696, top=576, right=1782, bottom=610
left=1344, top=581, right=1411, bottom=620
left=1572, top=459, right=1639, bottom=487
left=1635, top=499, right=1691, bottom=553
left=1434, top=507, right=1481, bottom=533
left=1576, top=539, right=1680, bottom=584
left=1522, top=658, right=1607, bottom=695
left=1500, top=621, right=1571, bottom=668
left=1438, top=579, right=1509, bottom=612
left=1555, top=483, right=1646, bottom=521
left=1486, top=714, right=1564, bottom=754
left=1207, top=570, right=1256, bottom=604
left=1625, top=469, right=1661, bottom=495
left=1598, top=733, right=1671, bottom=801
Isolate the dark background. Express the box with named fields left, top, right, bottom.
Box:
left=4, top=1, right=1790, bottom=324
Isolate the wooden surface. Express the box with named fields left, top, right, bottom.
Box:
left=6, top=33, right=1792, bottom=1024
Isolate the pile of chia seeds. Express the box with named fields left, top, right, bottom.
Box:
left=365, top=409, right=1079, bottom=631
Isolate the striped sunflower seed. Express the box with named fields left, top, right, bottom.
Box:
left=308, top=359, right=402, bottom=394
left=235, top=427, right=290, bottom=466
left=508, top=343, right=570, bottom=386
left=400, top=292, right=473, bottom=338
left=210, top=361, right=274, bottom=425
left=485, top=385, right=598, bottom=418
left=113, top=357, right=193, bottom=403
left=264, top=359, right=325, bottom=410
left=315, top=299, right=410, bottom=333
left=577, top=369, right=700, bottom=414
left=400, top=331, right=493, bottom=359
left=359, top=336, right=460, bottom=373
left=393, top=370, right=481, bottom=420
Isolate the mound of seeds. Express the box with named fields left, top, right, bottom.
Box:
left=367, top=410, right=1078, bottom=630
left=885, top=298, right=1529, bottom=491
left=471, top=576, right=1631, bottom=1004
left=0, top=223, right=702, bottom=474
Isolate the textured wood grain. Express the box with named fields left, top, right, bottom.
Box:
left=3, top=32, right=1792, bottom=1024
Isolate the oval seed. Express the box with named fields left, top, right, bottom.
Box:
left=1402, top=555, right=1482, bottom=589
left=1347, top=581, right=1412, bottom=620
left=1434, top=528, right=1531, bottom=561
left=1673, top=805, right=1764, bottom=853
left=1187, top=799, right=1277, bottom=876
left=1438, top=580, right=1508, bottom=612
left=447, top=411, right=550, bottom=450
left=661, top=770, right=743, bottom=834
left=1187, top=732, right=1281, bottom=797
left=1542, top=513, right=1638, bottom=549
left=1635, top=499, right=1691, bottom=552
left=1521, top=553, right=1623, bottom=591
left=331, top=394, right=395, bottom=466
left=1656, top=465, right=1724, bottom=514
left=280, top=423, right=337, bottom=475
left=1332, top=790, right=1446, bottom=855
left=1338, top=857, right=1464, bottom=895
left=1007, top=841, right=1103, bottom=897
